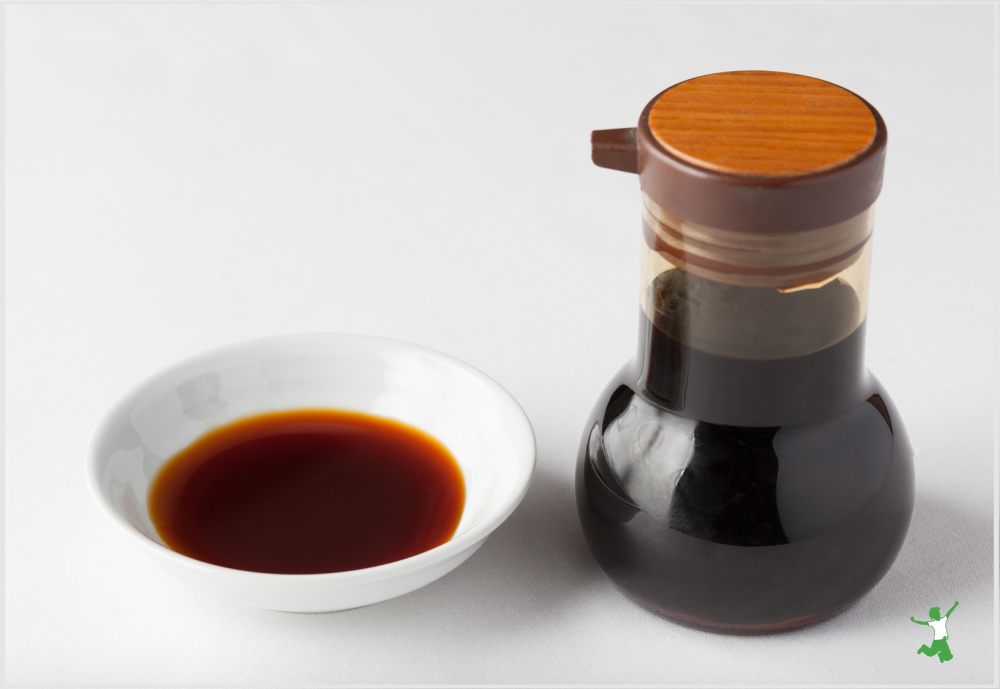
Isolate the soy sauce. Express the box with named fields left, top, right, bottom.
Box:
left=148, top=409, right=465, bottom=574
left=576, top=272, right=913, bottom=632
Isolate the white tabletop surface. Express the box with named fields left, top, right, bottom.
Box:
left=4, top=3, right=997, bottom=686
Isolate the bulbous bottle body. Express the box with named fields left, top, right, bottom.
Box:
left=576, top=342, right=913, bottom=632
left=575, top=200, right=915, bottom=632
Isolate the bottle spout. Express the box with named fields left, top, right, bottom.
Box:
left=591, top=127, right=639, bottom=174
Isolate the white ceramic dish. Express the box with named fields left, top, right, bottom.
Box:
left=87, top=334, right=536, bottom=612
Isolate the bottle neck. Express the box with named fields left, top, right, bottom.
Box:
left=636, top=307, right=868, bottom=427
left=635, top=203, right=874, bottom=427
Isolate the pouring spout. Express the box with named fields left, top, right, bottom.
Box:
left=591, top=127, right=639, bottom=174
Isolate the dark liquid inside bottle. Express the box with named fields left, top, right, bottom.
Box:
left=576, top=270, right=913, bottom=632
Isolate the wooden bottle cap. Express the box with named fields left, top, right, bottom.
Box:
left=592, top=71, right=887, bottom=233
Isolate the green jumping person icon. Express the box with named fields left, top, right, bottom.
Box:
left=911, top=601, right=958, bottom=662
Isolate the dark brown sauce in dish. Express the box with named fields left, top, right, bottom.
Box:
left=148, top=409, right=465, bottom=574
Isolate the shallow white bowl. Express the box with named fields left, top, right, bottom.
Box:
left=87, top=334, right=535, bottom=612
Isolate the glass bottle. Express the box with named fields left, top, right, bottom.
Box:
left=576, top=71, right=914, bottom=633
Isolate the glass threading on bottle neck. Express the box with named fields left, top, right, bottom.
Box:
left=641, top=193, right=874, bottom=289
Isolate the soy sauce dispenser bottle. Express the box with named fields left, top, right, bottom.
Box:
left=577, top=71, right=914, bottom=632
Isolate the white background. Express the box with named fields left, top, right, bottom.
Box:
left=4, top=2, right=997, bottom=686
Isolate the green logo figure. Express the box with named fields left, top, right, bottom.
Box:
left=911, top=601, right=959, bottom=663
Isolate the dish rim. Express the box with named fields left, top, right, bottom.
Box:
left=86, top=332, right=537, bottom=584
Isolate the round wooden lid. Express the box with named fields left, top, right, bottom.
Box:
left=648, top=71, right=878, bottom=177
left=633, top=71, right=887, bottom=233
